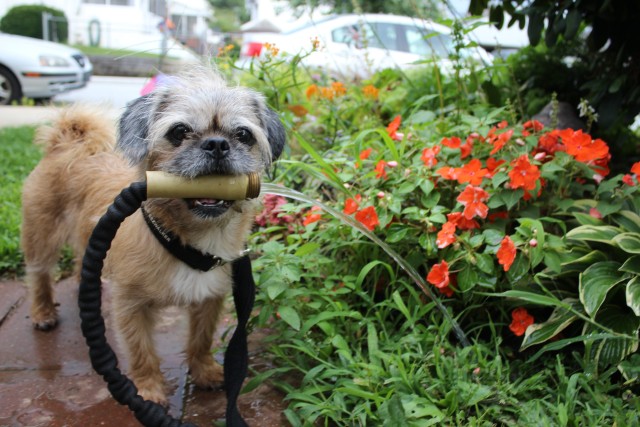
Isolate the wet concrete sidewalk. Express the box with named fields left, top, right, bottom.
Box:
left=0, top=278, right=288, bottom=426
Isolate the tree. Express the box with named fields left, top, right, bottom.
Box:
left=207, top=0, right=249, bottom=32
left=469, top=0, right=640, bottom=156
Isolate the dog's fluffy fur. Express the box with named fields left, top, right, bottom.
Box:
left=21, top=66, right=285, bottom=404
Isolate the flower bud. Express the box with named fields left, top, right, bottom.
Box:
left=529, top=238, right=538, bottom=247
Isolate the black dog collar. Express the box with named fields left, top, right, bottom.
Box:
left=141, top=205, right=248, bottom=271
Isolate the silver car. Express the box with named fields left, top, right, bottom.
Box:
left=0, top=33, right=92, bottom=105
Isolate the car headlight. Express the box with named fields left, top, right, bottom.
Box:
left=39, top=55, right=70, bottom=67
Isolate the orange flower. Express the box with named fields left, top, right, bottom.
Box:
left=331, top=81, right=347, bottom=97
left=303, top=206, right=322, bottom=226
left=441, top=136, right=461, bottom=148
left=287, top=104, right=308, bottom=117
left=375, top=160, right=388, bottom=179
left=446, top=212, right=479, bottom=230
left=489, top=129, right=514, bottom=155
left=427, top=260, right=450, bottom=289
left=360, top=147, right=373, bottom=160
left=460, top=140, right=473, bottom=159
left=509, top=307, right=534, bottom=336
left=362, top=84, right=379, bottom=100
left=421, top=146, right=440, bottom=168
left=457, top=159, right=488, bottom=185
left=436, top=221, right=457, bottom=249
left=456, top=185, right=489, bottom=220
left=305, top=84, right=319, bottom=99
left=320, top=86, right=334, bottom=100
left=355, top=206, right=379, bottom=231
left=497, top=120, right=508, bottom=129
left=523, top=120, right=544, bottom=132
left=508, top=155, right=540, bottom=191
left=558, top=129, right=609, bottom=163
left=631, top=161, right=640, bottom=175
left=486, top=157, right=506, bottom=176
left=623, top=174, right=636, bottom=186
left=386, top=115, right=402, bottom=141
left=436, top=166, right=459, bottom=181
left=343, top=195, right=361, bottom=215
left=497, top=236, right=516, bottom=272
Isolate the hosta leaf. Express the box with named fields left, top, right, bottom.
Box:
left=521, top=298, right=582, bottom=350
left=618, top=354, right=640, bottom=382
left=567, top=225, right=622, bottom=245
left=612, top=210, right=640, bottom=233
left=626, top=276, right=640, bottom=316
left=494, top=290, right=560, bottom=307
left=561, top=250, right=608, bottom=273
left=613, top=233, right=640, bottom=254
left=620, top=255, right=640, bottom=274
left=572, top=212, right=604, bottom=226
left=579, top=261, right=626, bottom=317
left=583, top=305, right=640, bottom=366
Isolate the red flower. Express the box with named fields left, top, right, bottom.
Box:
left=436, top=166, right=459, bottom=181
left=447, top=212, right=480, bottom=230
left=622, top=174, right=636, bottom=186
left=509, top=307, right=534, bottom=336
left=360, top=147, right=373, bottom=160
left=456, top=185, right=490, bottom=220
left=343, top=195, right=361, bottom=215
left=386, top=115, right=402, bottom=141
left=486, top=157, right=506, bottom=176
left=441, top=136, right=461, bottom=148
left=421, top=145, right=440, bottom=168
left=303, top=206, right=322, bottom=226
left=436, top=221, right=457, bottom=249
left=523, top=120, right=544, bottom=132
left=497, top=235, right=516, bottom=272
left=457, top=159, right=488, bottom=185
left=375, top=160, right=388, bottom=179
left=508, top=155, right=541, bottom=192
left=497, top=120, right=508, bottom=129
left=460, top=140, right=473, bottom=159
left=488, top=211, right=509, bottom=222
left=631, top=161, right=640, bottom=176
left=589, top=207, right=603, bottom=219
left=427, top=260, right=450, bottom=289
left=355, top=206, right=379, bottom=231
left=489, top=129, right=514, bottom=155
left=558, top=129, right=609, bottom=163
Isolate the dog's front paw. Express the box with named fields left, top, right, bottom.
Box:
left=136, top=379, right=168, bottom=406
left=189, top=360, right=224, bottom=389
left=31, top=307, right=59, bottom=331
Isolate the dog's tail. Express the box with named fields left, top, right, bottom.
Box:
left=35, top=104, right=117, bottom=159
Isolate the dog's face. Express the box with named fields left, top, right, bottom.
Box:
left=117, top=68, right=285, bottom=219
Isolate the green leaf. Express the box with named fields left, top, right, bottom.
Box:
left=618, top=354, right=640, bottom=381
left=613, top=210, right=640, bottom=233
left=494, top=290, right=560, bottom=307
left=385, top=394, right=409, bottom=427
left=458, top=264, right=478, bottom=292
left=626, top=276, right=640, bottom=316
left=620, top=255, right=640, bottom=274
left=278, top=306, right=301, bottom=331
left=294, top=242, right=320, bottom=257
left=242, top=367, right=291, bottom=394
left=521, top=298, right=582, bottom=350
left=584, top=305, right=640, bottom=366
left=475, top=253, right=495, bottom=275
left=564, top=8, right=582, bottom=39
left=567, top=225, right=622, bottom=244
left=579, top=261, right=626, bottom=317
left=613, top=233, right=640, bottom=254
left=506, top=254, right=529, bottom=285
left=572, top=212, right=604, bottom=226
left=561, top=250, right=608, bottom=273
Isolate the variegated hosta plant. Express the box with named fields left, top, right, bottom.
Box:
left=516, top=182, right=640, bottom=378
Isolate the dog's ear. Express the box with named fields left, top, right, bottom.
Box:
left=262, top=107, right=286, bottom=161
left=118, top=94, right=154, bottom=164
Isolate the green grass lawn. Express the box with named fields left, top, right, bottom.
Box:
left=72, top=44, right=178, bottom=60
left=0, top=126, right=40, bottom=276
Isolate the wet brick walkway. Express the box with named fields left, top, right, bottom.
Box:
left=0, top=279, right=288, bottom=426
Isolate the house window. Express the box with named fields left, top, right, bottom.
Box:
left=149, top=0, right=167, bottom=16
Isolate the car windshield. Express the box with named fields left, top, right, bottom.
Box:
left=331, top=21, right=455, bottom=59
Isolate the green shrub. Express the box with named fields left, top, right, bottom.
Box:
left=0, top=5, right=68, bottom=42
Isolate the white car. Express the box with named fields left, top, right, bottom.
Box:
left=0, top=33, right=92, bottom=105
left=239, top=14, right=493, bottom=79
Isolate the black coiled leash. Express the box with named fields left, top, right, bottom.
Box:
left=77, top=181, right=254, bottom=427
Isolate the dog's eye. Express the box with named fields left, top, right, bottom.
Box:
left=168, top=124, right=189, bottom=146
left=235, top=128, right=253, bottom=145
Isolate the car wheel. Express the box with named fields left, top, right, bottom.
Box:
left=0, top=66, right=22, bottom=105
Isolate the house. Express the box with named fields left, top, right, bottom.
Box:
left=0, top=0, right=212, bottom=57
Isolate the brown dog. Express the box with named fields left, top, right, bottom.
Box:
left=21, top=66, right=285, bottom=404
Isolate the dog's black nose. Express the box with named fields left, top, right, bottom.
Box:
left=201, top=137, right=230, bottom=159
